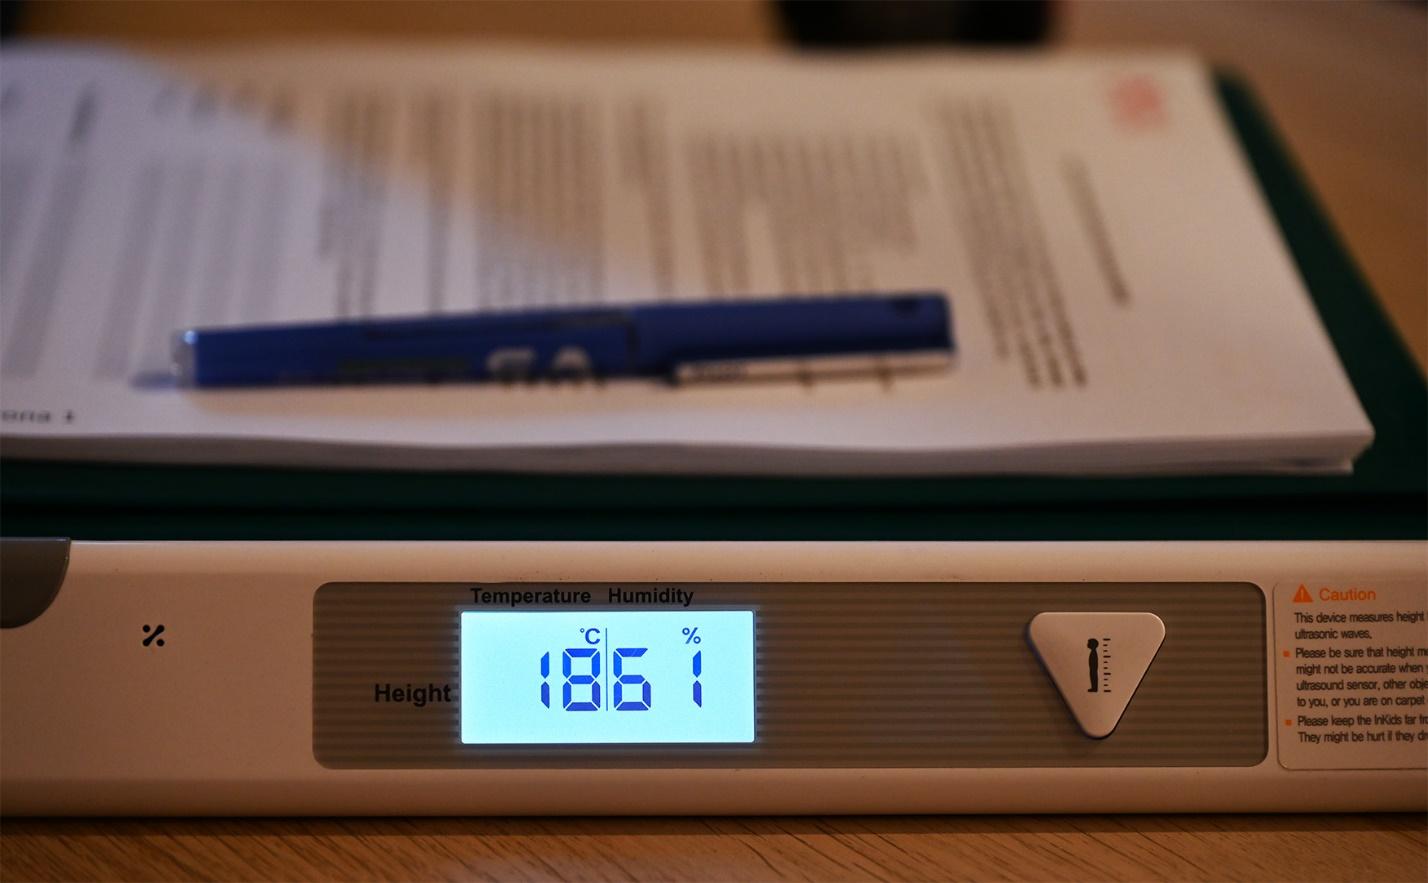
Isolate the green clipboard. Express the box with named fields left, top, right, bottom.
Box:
left=3, top=76, right=1424, bottom=541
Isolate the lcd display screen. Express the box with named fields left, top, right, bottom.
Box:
left=460, top=610, right=755, bottom=744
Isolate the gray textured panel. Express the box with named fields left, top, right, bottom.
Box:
left=314, top=582, right=1266, bottom=768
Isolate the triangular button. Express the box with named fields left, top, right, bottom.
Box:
left=1027, top=612, right=1165, bottom=739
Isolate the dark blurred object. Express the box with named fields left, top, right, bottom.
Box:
left=1, top=0, right=24, bottom=39
left=777, top=0, right=1052, bottom=47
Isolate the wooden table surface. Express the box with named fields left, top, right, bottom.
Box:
left=4, top=814, right=1425, bottom=882
left=4, top=2, right=1425, bottom=881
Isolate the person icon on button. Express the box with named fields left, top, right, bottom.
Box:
left=1087, top=638, right=1100, bottom=693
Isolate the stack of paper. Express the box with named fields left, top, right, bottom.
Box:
left=0, top=46, right=1371, bottom=474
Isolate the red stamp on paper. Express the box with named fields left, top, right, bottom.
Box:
left=1109, top=74, right=1167, bottom=131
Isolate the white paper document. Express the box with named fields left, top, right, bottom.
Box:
left=0, top=45, right=1372, bottom=474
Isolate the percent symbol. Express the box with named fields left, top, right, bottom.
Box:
left=682, top=627, right=701, bottom=644
left=142, top=624, right=166, bottom=647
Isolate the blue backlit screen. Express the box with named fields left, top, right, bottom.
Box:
left=460, top=610, right=756, bottom=744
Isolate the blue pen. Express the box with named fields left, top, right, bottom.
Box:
left=172, top=292, right=953, bottom=387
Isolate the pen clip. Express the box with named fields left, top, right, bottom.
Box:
left=673, top=351, right=953, bottom=385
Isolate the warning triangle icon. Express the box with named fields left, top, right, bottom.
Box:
left=1293, top=585, right=1314, bottom=603
left=1027, top=612, right=1165, bottom=739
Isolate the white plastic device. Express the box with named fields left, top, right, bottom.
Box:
left=2, top=540, right=1424, bottom=815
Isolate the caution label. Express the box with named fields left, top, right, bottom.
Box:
left=1275, top=579, right=1428, bottom=770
